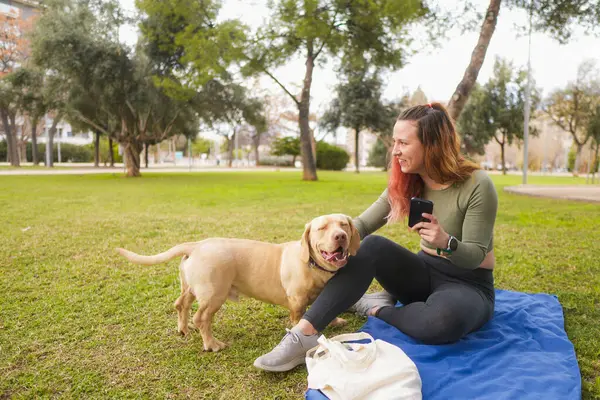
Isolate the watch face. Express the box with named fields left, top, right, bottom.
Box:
left=450, top=237, right=458, bottom=251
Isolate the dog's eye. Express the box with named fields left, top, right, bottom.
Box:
left=340, top=222, right=349, bottom=227
left=317, top=225, right=327, bottom=231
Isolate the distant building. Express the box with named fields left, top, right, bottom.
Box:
left=0, top=0, right=39, bottom=20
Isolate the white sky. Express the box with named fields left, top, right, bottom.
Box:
left=118, top=0, right=600, bottom=141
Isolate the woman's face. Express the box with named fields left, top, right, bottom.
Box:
left=391, top=120, right=425, bottom=174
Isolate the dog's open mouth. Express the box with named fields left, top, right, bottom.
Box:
left=320, top=246, right=348, bottom=267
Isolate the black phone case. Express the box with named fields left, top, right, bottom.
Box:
left=408, top=198, right=434, bottom=227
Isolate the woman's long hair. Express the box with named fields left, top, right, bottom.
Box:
left=387, top=102, right=480, bottom=223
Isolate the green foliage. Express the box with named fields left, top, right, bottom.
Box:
left=29, top=0, right=199, bottom=173
left=85, top=137, right=123, bottom=164
left=137, top=0, right=248, bottom=96
left=568, top=145, right=577, bottom=172
left=505, top=0, right=600, bottom=45
left=368, top=139, right=390, bottom=170
left=458, top=57, right=541, bottom=155
left=320, top=69, right=392, bottom=136
left=191, top=137, right=214, bottom=156
left=316, top=141, right=349, bottom=170
left=587, top=104, right=600, bottom=151
left=28, top=143, right=92, bottom=163
left=0, top=140, right=7, bottom=161
left=243, top=0, right=429, bottom=76
left=457, top=84, right=492, bottom=155
left=270, top=136, right=300, bottom=158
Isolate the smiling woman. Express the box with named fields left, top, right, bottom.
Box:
left=254, top=103, right=500, bottom=373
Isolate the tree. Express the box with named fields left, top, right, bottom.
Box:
left=9, top=67, right=47, bottom=165
left=191, top=80, right=265, bottom=167
left=320, top=68, right=391, bottom=173
left=587, top=105, right=600, bottom=183
left=0, top=12, right=35, bottom=166
left=368, top=138, right=389, bottom=171
left=271, top=136, right=301, bottom=165
left=457, top=57, right=540, bottom=175
left=544, top=60, right=600, bottom=175
left=30, top=0, right=199, bottom=176
left=448, top=0, right=600, bottom=121
left=242, top=1, right=430, bottom=180
left=457, top=84, right=494, bottom=156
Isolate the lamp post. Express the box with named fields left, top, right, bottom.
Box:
left=522, top=2, right=533, bottom=184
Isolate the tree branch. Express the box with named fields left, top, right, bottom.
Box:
left=261, top=68, right=300, bottom=106
left=493, top=133, right=503, bottom=145
left=75, top=113, right=110, bottom=136
left=313, top=10, right=340, bottom=60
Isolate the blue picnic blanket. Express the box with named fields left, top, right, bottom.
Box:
left=306, top=289, right=581, bottom=400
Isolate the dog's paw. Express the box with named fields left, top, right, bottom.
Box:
left=203, top=339, right=227, bottom=352
left=329, top=317, right=347, bottom=327
left=178, top=324, right=198, bottom=336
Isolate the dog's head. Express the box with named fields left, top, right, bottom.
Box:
left=300, top=214, right=361, bottom=270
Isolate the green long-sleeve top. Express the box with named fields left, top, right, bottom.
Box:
left=353, top=170, right=498, bottom=270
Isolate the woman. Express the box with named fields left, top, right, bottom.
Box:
left=254, top=103, right=498, bottom=372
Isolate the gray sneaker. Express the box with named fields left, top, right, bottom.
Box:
left=253, top=327, right=319, bottom=372
left=348, top=291, right=397, bottom=316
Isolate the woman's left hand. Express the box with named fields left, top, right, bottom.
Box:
left=410, top=213, right=449, bottom=250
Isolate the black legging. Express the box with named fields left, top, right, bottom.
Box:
left=303, top=235, right=495, bottom=345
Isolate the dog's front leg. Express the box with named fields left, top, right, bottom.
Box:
left=288, top=296, right=308, bottom=326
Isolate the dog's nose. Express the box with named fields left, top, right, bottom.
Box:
left=334, top=232, right=347, bottom=242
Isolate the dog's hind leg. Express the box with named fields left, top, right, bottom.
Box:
left=174, top=256, right=195, bottom=335
left=192, top=288, right=228, bottom=352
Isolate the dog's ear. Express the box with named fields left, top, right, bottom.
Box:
left=300, top=222, right=312, bottom=263
left=347, top=216, right=361, bottom=256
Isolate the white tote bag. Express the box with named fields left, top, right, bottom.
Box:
left=306, top=332, right=422, bottom=400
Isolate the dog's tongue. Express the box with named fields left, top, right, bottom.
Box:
left=323, top=250, right=344, bottom=262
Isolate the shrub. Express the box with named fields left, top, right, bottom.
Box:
left=316, top=141, right=349, bottom=171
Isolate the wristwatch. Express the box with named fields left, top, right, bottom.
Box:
left=448, top=235, right=458, bottom=252
left=437, top=235, right=458, bottom=255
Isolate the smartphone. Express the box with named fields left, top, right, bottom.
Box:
left=408, top=197, right=434, bottom=228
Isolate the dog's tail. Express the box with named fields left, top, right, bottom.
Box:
left=116, top=242, right=198, bottom=266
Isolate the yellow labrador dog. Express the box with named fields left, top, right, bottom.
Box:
left=116, top=214, right=360, bottom=352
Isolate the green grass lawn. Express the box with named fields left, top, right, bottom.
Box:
left=1, top=171, right=599, bottom=399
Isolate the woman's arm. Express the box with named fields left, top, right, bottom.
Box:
left=448, top=176, right=498, bottom=269
left=353, top=189, right=391, bottom=240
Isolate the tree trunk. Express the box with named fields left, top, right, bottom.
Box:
left=593, top=143, right=599, bottom=184
left=227, top=134, right=234, bottom=167
left=46, top=116, right=61, bottom=168
left=109, top=137, right=115, bottom=167
left=31, top=119, right=38, bottom=165
left=574, top=143, right=583, bottom=176
left=1, top=109, right=20, bottom=167
left=500, top=139, right=506, bottom=175
left=46, top=127, right=54, bottom=167
left=447, top=0, right=502, bottom=120
left=124, top=141, right=142, bottom=177
left=144, top=142, right=149, bottom=168
left=253, top=135, right=260, bottom=166
left=586, top=144, right=594, bottom=183
left=19, top=136, right=27, bottom=164
left=354, top=126, right=360, bottom=173
left=298, top=45, right=318, bottom=181
left=94, top=130, right=100, bottom=167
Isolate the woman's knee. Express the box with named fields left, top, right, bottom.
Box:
left=408, top=307, right=471, bottom=345
left=358, top=235, right=391, bottom=257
